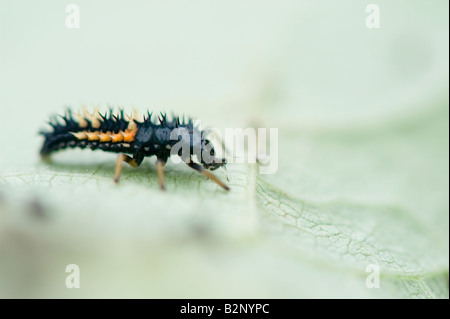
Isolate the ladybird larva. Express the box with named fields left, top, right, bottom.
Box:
left=39, top=108, right=228, bottom=191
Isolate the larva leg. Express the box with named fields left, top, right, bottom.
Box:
left=41, top=153, right=51, bottom=163
left=155, top=158, right=166, bottom=191
left=186, top=162, right=229, bottom=191
left=114, top=153, right=143, bottom=183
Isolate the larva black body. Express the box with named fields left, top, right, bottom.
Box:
left=39, top=109, right=229, bottom=191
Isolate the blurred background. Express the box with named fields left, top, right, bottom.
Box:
left=0, top=0, right=448, bottom=298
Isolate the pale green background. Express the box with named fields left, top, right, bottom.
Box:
left=0, top=1, right=448, bottom=298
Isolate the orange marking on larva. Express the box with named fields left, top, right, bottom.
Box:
left=126, top=111, right=138, bottom=131
left=127, top=120, right=137, bottom=131
left=111, top=132, right=124, bottom=143
left=86, top=132, right=100, bottom=141
left=90, top=115, right=101, bottom=129
left=83, top=109, right=101, bottom=129
left=99, top=133, right=112, bottom=142
left=74, top=112, right=88, bottom=128
left=123, top=130, right=136, bottom=142
left=71, top=132, right=88, bottom=140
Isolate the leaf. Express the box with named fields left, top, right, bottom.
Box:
left=0, top=100, right=447, bottom=298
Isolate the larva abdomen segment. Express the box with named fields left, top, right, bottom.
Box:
left=40, top=109, right=138, bottom=156
left=40, top=133, right=78, bottom=155
left=40, top=136, right=135, bottom=155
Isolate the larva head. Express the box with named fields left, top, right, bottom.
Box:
left=200, top=139, right=227, bottom=171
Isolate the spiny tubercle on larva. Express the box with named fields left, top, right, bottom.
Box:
left=39, top=108, right=190, bottom=155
